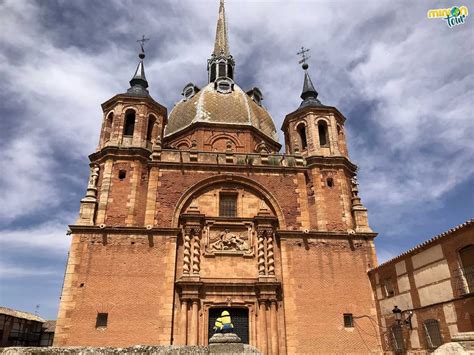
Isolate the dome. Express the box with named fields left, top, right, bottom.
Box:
left=165, top=82, right=279, bottom=142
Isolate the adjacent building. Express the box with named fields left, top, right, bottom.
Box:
left=368, top=219, right=474, bottom=352
left=54, top=1, right=382, bottom=353
left=0, top=307, right=54, bottom=347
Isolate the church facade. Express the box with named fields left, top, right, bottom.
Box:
left=54, top=2, right=381, bottom=353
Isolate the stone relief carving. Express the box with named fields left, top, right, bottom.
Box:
left=204, top=225, right=254, bottom=256
left=210, top=228, right=249, bottom=251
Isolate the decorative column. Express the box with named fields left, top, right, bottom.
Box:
left=190, top=300, right=199, bottom=345
left=270, top=300, right=279, bottom=355
left=179, top=300, right=188, bottom=344
left=257, top=230, right=266, bottom=276
left=77, top=164, right=100, bottom=225
left=183, top=227, right=192, bottom=276
left=266, top=231, right=275, bottom=276
left=258, top=300, right=268, bottom=354
left=192, top=228, right=201, bottom=275
left=350, top=176, right=373, bottom=233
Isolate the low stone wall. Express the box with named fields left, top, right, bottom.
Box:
left=0, top=344, right=260, bottom=355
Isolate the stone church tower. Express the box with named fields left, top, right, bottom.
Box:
left=55, top=1, right=381, bottom=353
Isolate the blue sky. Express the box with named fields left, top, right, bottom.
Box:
left=0, top=0, right=473, bottom=320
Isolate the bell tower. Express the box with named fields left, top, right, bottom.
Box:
left=76, top=39, right=167, bottom=226
left=282, top=49, right=348, bottom=158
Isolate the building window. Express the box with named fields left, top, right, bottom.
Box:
left=227, top=64, right=233, bottom=79
left=210, top=64, right=217, bottom=82
left=118, top=170, right=126, bottom=180
left=219, top=194, right=237, bottom=217
left=423, top=319, right=443, bottom=349
left=95, top=313, right=108, bottom=328
left=146, top=115, right=156, bottom=142
left=459, top=245, right=474, bottom=293
left=123, top=110, right=135, bottom=136
left=383, top=278, right=395, bottom=298
left=326, top=177, right=334, bottom=188
left=296, top=123, right=307, bottom=150
left=318, top=121, right=329, bottom=147
left=218, top=61, right=226, bottom=78
left=391, top=324, right=405, bottom=352
left=343, top=313, right=353, bottom=328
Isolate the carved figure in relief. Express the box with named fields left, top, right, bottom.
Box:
left=210, top=228, right=250, bottom=251
left=351, top=176, right=359, bottom=197
left=88, top=165, right=100, bottom=188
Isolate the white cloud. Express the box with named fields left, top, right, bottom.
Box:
left=0, top=218, right=72, bottom=255
left=0, top=259, right=58, bottom=279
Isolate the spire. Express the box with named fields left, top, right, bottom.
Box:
left=208, top=0, right=235, bottom=83
left=213, top=0, right=230, bottom=57
left=127, top=35, right=150, bottom=97
left=296, top=47, right=322, bottom=108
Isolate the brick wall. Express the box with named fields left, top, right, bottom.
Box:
left=281, top=236, right=380, bottom=353
left=54, top=233, right=177, bottom=347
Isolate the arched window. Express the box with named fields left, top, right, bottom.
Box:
left=146, top=115, right=156, bottom=142
left=423, top=319, right=443, bottom=349
left=318, top=121, right=329, bottom=147
left=210, top=64, right=217, bottom=82
left=297, top=123, right=307, bottom=150
left=218, top=62, right=226, bottom=78
left=104, top=112, right=113, bottom=142
left=391, top=324, right=404, bottom=352
left=459, top=245, right=474, bottom=293
left=123, top=110, right=135, bottom=136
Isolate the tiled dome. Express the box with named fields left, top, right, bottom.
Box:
left=165, top=83, right=279, bottom=142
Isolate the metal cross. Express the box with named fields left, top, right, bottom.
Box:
left=137, top=35, right=150, bottom=52
left=297, top=46, right=311, bottom=65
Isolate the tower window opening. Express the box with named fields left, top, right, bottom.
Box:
left=327, top=177, right=334, bottom=188
left=118, top=170, right=126, bottom=180
left=343, top=314, right=353, bottom=328
left=318, top=121, right=329, bottom=147
left=123, top=110, right=135, bottom=136
left=297, top=123, right=307, bottom=150
left=218, top=62, right=226, bottom=78
left=146, top=115, right=156, bottom=142
left=95, top=313, right=108, bottom=328
left=210, top=64, right=217, bottom=82
left=227, top=64, right=233, bottom=79
left=219, top=193, right=237, bottom=217
left=104, top=112, right=113, bottom=142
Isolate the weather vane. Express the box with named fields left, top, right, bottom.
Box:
left=137, top=35, right=150, bottom=53
left=297, top=46, right=311, bottom=69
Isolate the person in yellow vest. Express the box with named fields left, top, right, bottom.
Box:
left=213, top=310, right=234, bottom=333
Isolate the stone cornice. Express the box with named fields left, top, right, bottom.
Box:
left=89, top=146, right=151, bottom=163
left=277, top=230, right=378, bottom=239
left=305, top=155, right=358, bottom=174
left=69, top=225, right=180, bottom=235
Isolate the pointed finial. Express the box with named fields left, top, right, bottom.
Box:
left=127, top=35, right=150, bottom=96
left=137, top=35, right=149, bottom=59
left=213, top=0, right=230, bottom=57
left=297, top=46, right=311, bottom=70
left=297, top=46, right=323, bottom=108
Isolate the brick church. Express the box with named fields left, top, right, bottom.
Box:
left=54, top=1, right=381, bottom=353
